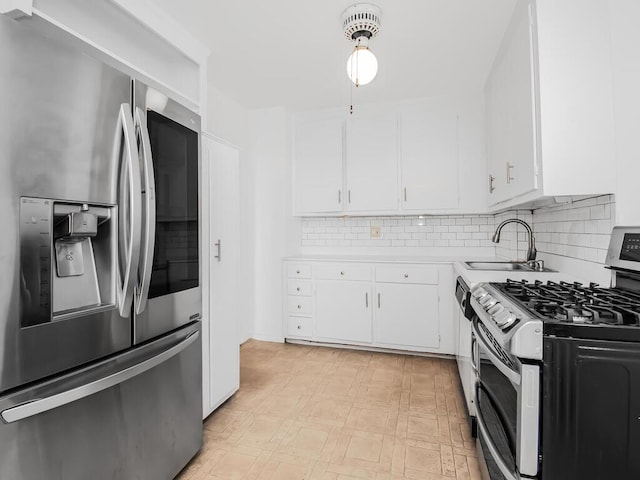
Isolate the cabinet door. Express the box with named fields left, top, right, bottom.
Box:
left=485, top=0, right=538, bottom=205
left=401, top=108, right=459, bottom=210
left=293, top=117, right=344, bottom=213
left=315, top=281, right=372, bottom=343
left=375, top=283, right=439, bottom=349
left=346, top=113, right=398, bottom=212
left=208, top=138, right=240, bottom=412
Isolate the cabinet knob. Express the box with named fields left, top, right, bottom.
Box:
left=297, top=305, right=302, bottom=309
left=296, top=287, right=301, bottom=292
left=404, top=273, right=409, bottom=278
left=296, top=270, right=300, bottom=274
left=340, top=271, right=344, bottom=276
left=297, top=325, right=301, bottom=330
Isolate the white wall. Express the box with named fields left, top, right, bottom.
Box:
left=248, top=107, right=291, bottom=342
left=608, top=0, right=640, bottom=225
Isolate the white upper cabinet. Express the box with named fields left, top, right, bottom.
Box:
left=345, top=112, right=399, bottom=212
left=291, top=95, right=486, bottom=216
left=293, top=117, right=344, bottom=214
left=485, top=0, right=538, bottom=205
left=400, top=106, right=459, bottom=211
left=485, top=0, right=616, bottom=209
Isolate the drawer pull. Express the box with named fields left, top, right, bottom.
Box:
left=296, top=270, right=300, bottom=274
left=296, top=287, right=301, bottom=292
left=297, top=325, right=301, bottom=330
left=404, top=273, right=409, bottom=278
left=340, top=271, right=344, bottom=276
left=297, top=305, right=302, bottom=309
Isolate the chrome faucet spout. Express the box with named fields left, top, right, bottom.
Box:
left=492, top=218, right=537, bottom=261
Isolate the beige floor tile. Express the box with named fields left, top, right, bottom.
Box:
left=208, top=451, right=258, bottom=480
left=177, top=340, right=478, bottom=480
left=346, top=435, right=384, bottom=463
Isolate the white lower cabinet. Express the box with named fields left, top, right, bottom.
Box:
left=315, top=280, right=372, bottom=344
left=375, top=283, right=439, bottom=350
left=282, top=259, right=453, bottom=355
left=287, top=316, right=312, bottom=338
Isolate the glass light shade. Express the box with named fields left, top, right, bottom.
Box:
left=346, top=47, right=378, bottom=86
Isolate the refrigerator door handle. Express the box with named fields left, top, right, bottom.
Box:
left=0, top=330, right=200, bottom=424
left=117, top=103, right=142, bottom=318
left=134, top=107, right=156, bottom=315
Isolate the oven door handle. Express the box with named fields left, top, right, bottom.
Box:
left=472, top=320, right=521, bottom=386
left=471, top=331, right=478, bottom=373
left=475, top=382, right=521, bottom=480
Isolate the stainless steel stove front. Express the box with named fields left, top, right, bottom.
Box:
left=470, top=286, right=541, bottom=480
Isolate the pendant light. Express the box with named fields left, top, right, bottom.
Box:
left=342, top=3, right=382, bottom=87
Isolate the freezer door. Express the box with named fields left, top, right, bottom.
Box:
left=0, top=15, right=135, bottom=392
left=0, top=322, right=202, bottom=480
left=133, top=81, right=202, bottom=344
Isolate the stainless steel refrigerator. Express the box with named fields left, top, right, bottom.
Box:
left=0, top=13, right=202, bottom=480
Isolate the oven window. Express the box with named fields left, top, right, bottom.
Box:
left=147, top=111, right=199, bottom=298
left=477, top=360, right=518, bottom=470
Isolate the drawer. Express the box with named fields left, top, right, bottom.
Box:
left=287, top=296, right=313, bottom=315
left=287, top=263, right=312, bottom=279
left=288, top=280, right=312, bottom=296
left=375, top=266, right=439, bottom=285
left=314, top=263, right=371, bottom=281
left=287, top=316, right=312, bottom=338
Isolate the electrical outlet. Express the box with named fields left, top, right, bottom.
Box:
left=370, top=226, right=381, bottom=238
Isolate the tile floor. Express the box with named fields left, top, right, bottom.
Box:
left=176, top=340, right=481, bottom=480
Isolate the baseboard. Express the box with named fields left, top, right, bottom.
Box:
left=250, top=333, right=285, bottom=343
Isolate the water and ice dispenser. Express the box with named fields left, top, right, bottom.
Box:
left=20, top=197, right=117, bottom=327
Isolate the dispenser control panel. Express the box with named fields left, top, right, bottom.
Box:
left=19, top=197, right=52, bottom=327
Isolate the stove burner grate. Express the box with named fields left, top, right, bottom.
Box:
left=495, top=279, right=640, bottom=326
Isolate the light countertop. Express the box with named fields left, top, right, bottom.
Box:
left=283, top=254, right=592, bottom=286
left=453, top=261, right=586, bottom=287
left=283, top=255, right=504, bottom=265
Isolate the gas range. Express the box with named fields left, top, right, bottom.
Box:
left=469, top=226, right=640, bottom=480
left=472, top=277, right=640, bottom=352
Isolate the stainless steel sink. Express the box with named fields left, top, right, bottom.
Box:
left=464, top=261, right=556, bottom=272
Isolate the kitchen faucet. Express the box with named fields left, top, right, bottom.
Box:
left=492, top=218, right=537, bottom=261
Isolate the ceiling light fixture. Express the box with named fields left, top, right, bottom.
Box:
left=342, top=3, right=382, bottom=87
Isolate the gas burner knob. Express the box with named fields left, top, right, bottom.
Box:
left=480, top=295, right=497, bottom=309
left=472, top=287, right=488, bottom=299
left=493, top=310, right=512, bottom=327
left=488, top=304, right=505, bottom=316
left=498, top=312, right=517, bottom=329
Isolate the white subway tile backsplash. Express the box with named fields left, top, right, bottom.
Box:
left=301, top=214, right=496, bottom=250
left=299, top=195, right=615, bottom=264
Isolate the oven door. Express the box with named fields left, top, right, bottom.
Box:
left=472, top=317, right=540, bottom=480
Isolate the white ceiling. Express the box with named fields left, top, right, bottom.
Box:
left=150, top=0, right=517, bottom=111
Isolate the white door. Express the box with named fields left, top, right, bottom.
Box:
left=485, top=1, right=538, bottom=205
left=315, top=280, right=372, bottom=343
left=401, top=108, right=459, bottom=210
left=204, top=134, right=240, bottom=414
left=346, top=112, right=398, bottom=212
left=375, top=283, right=440, bottom=349
left=293, top=117, right=344, bottom=213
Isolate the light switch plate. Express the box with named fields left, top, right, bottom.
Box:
left=370, top=226, right=381, bottom=238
